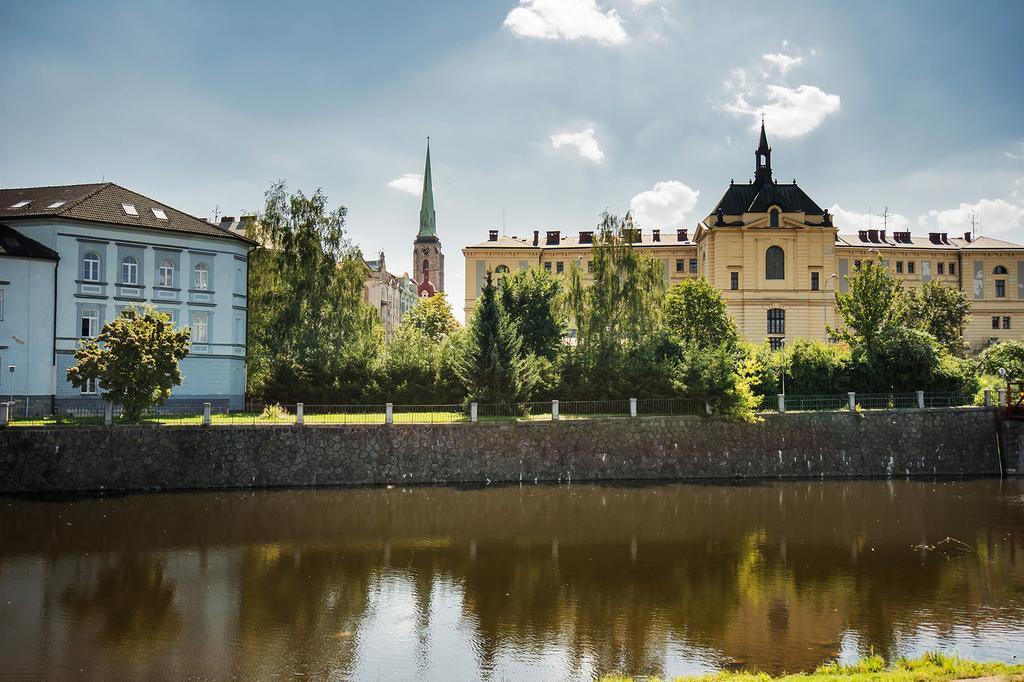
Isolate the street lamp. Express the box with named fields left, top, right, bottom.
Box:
left=7, top=365, right=14, bottom=407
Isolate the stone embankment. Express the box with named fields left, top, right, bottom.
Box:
left=0, top=408, right=1010, bottom=494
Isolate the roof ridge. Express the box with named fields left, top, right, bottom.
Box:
left=0, top=181, right=108, bottom=192
left=53, top=182, right=114, bottom=216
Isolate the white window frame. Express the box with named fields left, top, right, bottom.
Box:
left=121, top=256, right=139, bottom=285
left=81, top=307, right=99, bottom=338
left=158, top=260, right=175, bottom=288
left=83, top=252, right=100, bottom=281
left=121, top=202, right=138, bottom=216
left=81, top=376, right=98, bottom=395
left=193, top=263, right=209, bottom=290
left=192, top=312, right=209, bottom=343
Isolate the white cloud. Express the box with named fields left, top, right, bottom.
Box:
left=386, top=173, right=423, bottom=196
left=631, top=0, right=656, bottom=6
left=503, top=0, right=628, bottom=46
left=1006, top=142, right=1024, bottom=159
left=763, top=52, right=803, bottom=75
left=723, top=84, right=840, bottom=138
left=1012, top=178, right=1024, bottom=201
left=919, top=198, right=1024, bottom=237
left=630, top=180, right=700, bottom=228
left=829, top=204, right=910, bottom=231
left=550, top=127, right=605, bottom=162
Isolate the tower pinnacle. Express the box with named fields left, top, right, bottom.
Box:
left=418, top=138, right=436, bottom=238
left=755, top=118, right=772, bottom=185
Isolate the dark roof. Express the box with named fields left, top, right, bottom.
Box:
left=0, top=224, right=59, bottom=261
left=712, top=181, right=824, bottom=215
left=0, top=182, right=254, bottom=244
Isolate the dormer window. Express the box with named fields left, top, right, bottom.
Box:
left=9, top=200, right=31, bottom=209
left=121, top=203, right=138, bottom=216
left=769, top=208, right=780, bottom=228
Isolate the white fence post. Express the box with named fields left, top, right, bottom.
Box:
left=998, top=388, right=1007, bottom=407
left=202, top=402, right=212, bottom=426
left=777, top=394, right=786, bottom=414
left=916, top=390, right=925, bottom=409
left=296, top=402, right=304, bottom=426
left=848, top=392, right=856, bottom=411
left=385, top=402, right=394, bottom=425
left=984, top=389, right=992, bottom=408
left=629, top=397, right=637, bottom=417
left=470, top=402, right=478, bottom=423
left=104, top=402, right=113, bottom=426
left=0, top=402, right=9, bottom=427
left=551, top=399, right=559, bottom=421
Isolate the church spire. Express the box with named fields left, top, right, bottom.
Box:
left=418, top=138, right=436, bottom=238
left=755, top=117, right=772, bottom=185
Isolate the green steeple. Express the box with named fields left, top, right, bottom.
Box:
left=418, top=139, right=436, bottom=238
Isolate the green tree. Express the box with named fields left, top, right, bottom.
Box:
left=978, top=340, right=1024, bottom=380
left=461, top=272, right=538, bottom=404
left=402, top=292, right=459, bottom=342
left=66, top=307, right=190, bottom=421
left=907, top=279, right=970, bottom=355
left=829, top=255, right=909, bottom=347
left=247, top=181, right=381, bottom=402
left=498, top=267, right=564, bottom=360
left=661, top=278, right=738, bottom=351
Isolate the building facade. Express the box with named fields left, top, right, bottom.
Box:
left=364, top=253, right=418, bottom=341
left=463, top=123, right=1024, bottom=349
left=0, top=183, right=253, bottom=414
left=412, top=140, right=445, bottom=297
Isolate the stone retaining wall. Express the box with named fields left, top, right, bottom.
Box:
left=0, top=408, right=1006, bottom=494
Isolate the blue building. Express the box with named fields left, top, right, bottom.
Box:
left=0, top=183, right=253, bottom=413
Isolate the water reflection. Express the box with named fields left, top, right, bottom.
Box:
left=1, top=480, right=1022, bottom=680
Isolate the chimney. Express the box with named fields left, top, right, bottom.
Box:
left=928, top=232, right=940, bottom=244
left=879, top=230, right=887, bottom=243
left=533, top=230, right=539, bottom=246
left=868, top=229, right=879, bottom=243
left=677, top=228, right=688, bottom=242
left=858, top=230, right=868, bottom=242
left=546, top=230, right=560, bottom=245
left=579, top=230, right=593, bottom=244
left=652, top=229, right=660, bottom=242
left=940, top=233, right=949, bottom=244
left=964, top=232, right=972, bottom=242
left=488, top=229, right=499, bottom=241
left=220, top=216, right=235, bottom=225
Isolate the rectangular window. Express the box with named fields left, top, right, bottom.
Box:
left=896, top=261, right=903, bottom=274
left=81, top=308, right=99, bottom=338
left=768, top=337, right=785, bottom=351
left=854, top=260, right=861, bottom=270
left=675, top=259, right=684, bottom=272
left=993, top=316, right=1000, bottom=330
left=587, top=260, right=593, bottom=273
left=689, top=258, right=697, bottom=274
left=1004, top=316, right=1012, bottom=330
left=544, top=262, right=552, bottom=272
left=81, top=377, right=98, bottom=395
left=949, top=262, right=956, bottom=275
left=556, top=261, right=564, bottom=274
left=767, top=308, right=785, bottom=335
left=121, top=202, right=138, bottom=216
left=996, top=279, right=1006, bottom=297
left=908, top=261, right=915, bottom=274
left=937, top=262, right=944, bottom=275
left=811, top=272, right=820, bottom=290
left=730, top=272, right=739, bottom=290
left=192, top=313, right=209, bottom=343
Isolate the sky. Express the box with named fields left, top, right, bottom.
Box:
left=2, top=0, right=1024, bottom=321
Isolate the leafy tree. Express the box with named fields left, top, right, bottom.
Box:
left=498, top=268, right=564, bottom=360
left=662, top=278, right=738, bottom=351
left=754, top=339, right=852, bottom=397
left=829, top=255, right=909, bottom=347
left=672, top=342, right=762, bottom=420
left=403, top=292, right=459, bottom=342
left=66, top=307, right=190, bottom=421
left=907, top=279, right=970, bottom=355
left=852, top=325, right=940, bottom=392
left=977, top=340, right=1024, bottom=380
left=460, top=272, right=538, bottom=404
left=246, top=181, right=381, bottom=402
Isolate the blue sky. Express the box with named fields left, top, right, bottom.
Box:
left=2, top=0, right=1023, bottom=319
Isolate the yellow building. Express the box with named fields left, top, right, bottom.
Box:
left=463, top=123, right=1024, bottom=350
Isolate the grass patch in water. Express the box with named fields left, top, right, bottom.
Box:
left=601, top=652, right=1024, bottom=682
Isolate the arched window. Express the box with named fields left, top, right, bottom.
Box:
left=83, top=252, right=100, bottom=281
left=993, top=265, right=1008, bottom=275
left=193, top=263, right=209, bottom=290
left=121, top=256, right=138, bottom=285
left=158, top=259, right=175, bottom=288
left=765, top=246, right=785, bottom=280
left=422, top=258, right=429, bottom=272
left=769, top=209, right=780, bottom=228
left=494, top=264, right=509, bottom=280
left=767, top=308, right=785, bottom=335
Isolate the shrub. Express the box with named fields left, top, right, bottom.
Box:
left=977, top=340, right=1024, bottom=380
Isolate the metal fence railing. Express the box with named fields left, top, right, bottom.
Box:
left=3, top=391, right=987, bottom=427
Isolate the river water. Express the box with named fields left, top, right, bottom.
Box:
left=1, top=479, right=1023, bottom=680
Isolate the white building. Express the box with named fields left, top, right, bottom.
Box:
left=364, top=253, right=418, bottom=342
left=0, top=182, right=253, bottom=413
